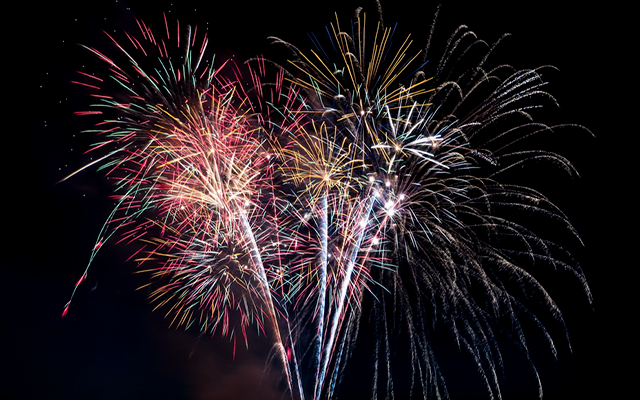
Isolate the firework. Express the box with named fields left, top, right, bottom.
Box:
left=65, top=3, right=590, bottom=400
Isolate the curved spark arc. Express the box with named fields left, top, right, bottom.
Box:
left=67, top=16, right=309, bottom=396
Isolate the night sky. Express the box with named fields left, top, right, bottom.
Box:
left=4, top=0, right=629, bottom=399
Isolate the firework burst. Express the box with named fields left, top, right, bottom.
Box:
left=62, top=17, right=298, bottom=380
left=65, top=3, right=590, bottom=400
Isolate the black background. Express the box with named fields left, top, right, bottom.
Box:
left=4, top=1, right=629, bottom=399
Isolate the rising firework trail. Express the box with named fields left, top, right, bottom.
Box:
left=65, top=2, right=591, bottom=399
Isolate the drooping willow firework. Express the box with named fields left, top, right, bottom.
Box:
left=64, top=3, right=590, bottom=400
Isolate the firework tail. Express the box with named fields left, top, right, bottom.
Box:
left=313, top=193, right=328, bottom=399
left=238, top=209, right=299, bottom=397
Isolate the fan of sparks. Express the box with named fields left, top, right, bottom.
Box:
left=64, top=5, right=590, bottom=400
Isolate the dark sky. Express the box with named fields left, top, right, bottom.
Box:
left=5, top=0, right=629, bottom=399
